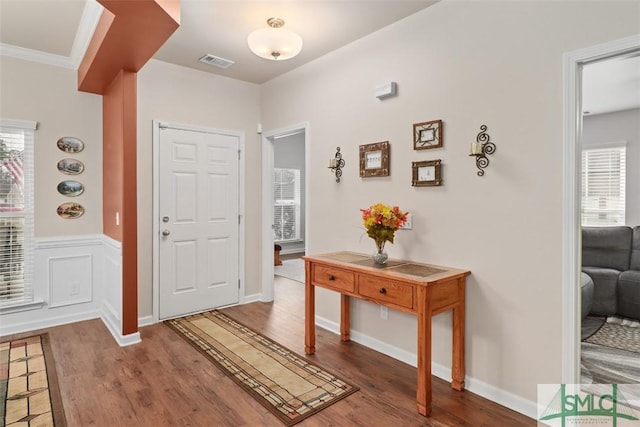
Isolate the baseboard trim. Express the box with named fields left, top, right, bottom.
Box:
left=241, top=293, right=264, bottom=304
left=138, top=315, right=154, bottom=327
left=0, top=310, right=101, bottom=337
left=315, top=315, right=537, bottom=420
left=100, top=313, right=141, bottom=347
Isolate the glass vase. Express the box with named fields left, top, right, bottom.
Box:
left=372, top=241, right=388, bottom=265
left=372, top=251, right=388, bottom=265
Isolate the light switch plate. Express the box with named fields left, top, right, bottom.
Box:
left=400, top=213, right=412, bottom=230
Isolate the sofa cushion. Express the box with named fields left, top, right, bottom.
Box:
left=618, top=270, right=640, bottom=320
left=580, top=272, right=594, bottom=319
left=582, top=267, right=619, bottom=315
left=582, top=226, right=632, bottom=271
left=630, top=226, right=640, bottom=271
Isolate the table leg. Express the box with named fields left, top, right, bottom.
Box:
left=340, top=294, right=350, bottom=341
left=451, top=278, right=466, bottom=390
left=305, top=262, right=316, bottom=355
left=416, top=286, right=432, bottom=416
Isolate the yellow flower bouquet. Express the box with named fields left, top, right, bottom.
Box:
left=360, top=203, right=408, bottom=264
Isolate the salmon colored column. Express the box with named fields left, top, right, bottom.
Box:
left=78, top=0, right=179, bottom=339
left=103, top=70, right=138, bottom=335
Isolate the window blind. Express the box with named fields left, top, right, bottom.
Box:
left=581, top=144, right=626, bottom=226
left=0, top=120, right=35, bottom=305
left=273, top=168, right=301, bottom=242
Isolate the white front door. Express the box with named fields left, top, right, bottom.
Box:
left=158, top=126, right=239, bottom=319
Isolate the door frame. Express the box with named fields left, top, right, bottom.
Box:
left=561, top=34, right=640, bottom=384
left=261, top=122, right=310, bottom=301
left=151, top=119, right=246, bottom=322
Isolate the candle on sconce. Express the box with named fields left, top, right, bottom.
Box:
left=470, top=142, right=483, bottom=155
left=329, top=158, right=338, bottom=168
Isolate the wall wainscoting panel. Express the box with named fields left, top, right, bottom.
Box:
left=48, top=254, right=94, bottom=308
left=0, top=234, right=138, bottom=347
left=0, top=235, right=105, bottom=336
left=99, top=235, right=140, bottom=347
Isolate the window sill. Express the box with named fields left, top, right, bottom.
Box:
left=0, top=300, right=45, bottom=314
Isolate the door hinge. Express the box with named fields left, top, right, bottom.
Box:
left=238, top=279, right=241, bottom=289
left=238, top=149, right=241, bottom=160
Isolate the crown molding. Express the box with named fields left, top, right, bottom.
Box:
left=0, top=0, right=103, bottom=70
left=70, top=0, right=104, bottom=69
left=0, top=43, right=74, bottom=69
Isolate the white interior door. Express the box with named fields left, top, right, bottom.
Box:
left=159, top=126, right=239, bottom=319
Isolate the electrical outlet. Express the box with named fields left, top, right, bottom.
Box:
left=380, top=306, right=388, bottom=320
left=400, top=213, right=413, bottom=230
left=69, top=282, right=80, bottom=296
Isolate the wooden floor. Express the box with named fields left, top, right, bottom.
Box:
left=17, top=276, right=535, bottom=426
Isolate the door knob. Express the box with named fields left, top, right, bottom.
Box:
left=162, top=230, right=171, bottom=236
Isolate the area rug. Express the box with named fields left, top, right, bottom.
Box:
left=165, top=311, right=358, bottom=426
left=585, top=322, right=640, bottom=354
left=274, top=258, right=305, bottom=283
left=1, top=333, right=66, bottom=426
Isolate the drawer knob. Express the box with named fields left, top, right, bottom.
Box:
left=328, top=275, right=335, bottom=281
left=379, top=287, right=387, bottom=294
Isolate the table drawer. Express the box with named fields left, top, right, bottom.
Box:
left=312, top=265, right=355, bottom=293
left=358, top=275, right=413, bottom=309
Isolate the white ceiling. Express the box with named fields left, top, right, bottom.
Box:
left=0, top=0, right=638, bottom=114
left=0, top=0, right=438, bottom=84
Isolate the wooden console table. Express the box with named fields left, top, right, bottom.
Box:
left=303, top=252, right=470, bottom=416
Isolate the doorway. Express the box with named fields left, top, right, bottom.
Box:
left=153, top=121, right=243, bottom=320
left=562, top=35, right=640, bottom=384
left=261, top=123, right=310, bottom=302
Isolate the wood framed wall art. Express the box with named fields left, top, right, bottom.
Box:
left=412, top=159, right=442, bottom=187
left=359, top=141, right=390, bottom=177
left=413, top=120, right=442, bottom=150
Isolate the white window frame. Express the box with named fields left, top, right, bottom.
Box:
left=0, top=119, right=38, bottom=313
left=581, top=141, right=626, bottom=227
left=273, top=168, right=301, bottom=243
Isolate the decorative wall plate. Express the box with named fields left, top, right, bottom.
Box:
left=56, top=136, right=84, bottom=153
left=57, top=202, right=84, bottom=219
left=57, top=180, right=84, bottom=197
left=57, top=158, right=84, bottom=175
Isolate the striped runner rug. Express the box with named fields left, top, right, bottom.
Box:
left=166, top=311, right=358, bottom=426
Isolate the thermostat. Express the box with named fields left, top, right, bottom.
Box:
left=375, top=82, right=397, bottom=100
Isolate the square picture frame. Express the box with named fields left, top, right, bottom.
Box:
left=413, top=120, right=442, bottom=150
left=359, top=141, right=390, bottom=177
left=412, top=159, right=442, bottom=187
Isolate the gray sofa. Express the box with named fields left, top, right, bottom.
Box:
left=582, top=226, right=640, bottom=320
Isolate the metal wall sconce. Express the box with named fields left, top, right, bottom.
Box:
left=328, top=147, right=345, bottom=182
left=469, top=125, right=496, bottom=176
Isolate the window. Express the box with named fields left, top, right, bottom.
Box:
left=273, top=168, right=300, bottom=242
left=0, top=120, right=35, bottom=306
left=581, top=143, right=626, bottom=226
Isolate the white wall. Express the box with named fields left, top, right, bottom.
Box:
left=583, top=108, right=640, bottom=225
left=274, top=131, right=306, bottom=253
left=137, top=59, right=261, bottom=317
left=0, top=56, right=102, bottom=237
left=260, top=0, right=640, bottom=409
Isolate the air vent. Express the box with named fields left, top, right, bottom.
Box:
left=198, top=54, right=234, bottom=69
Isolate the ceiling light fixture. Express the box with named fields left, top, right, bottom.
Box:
left=247, top=17, right=303, bottom=61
